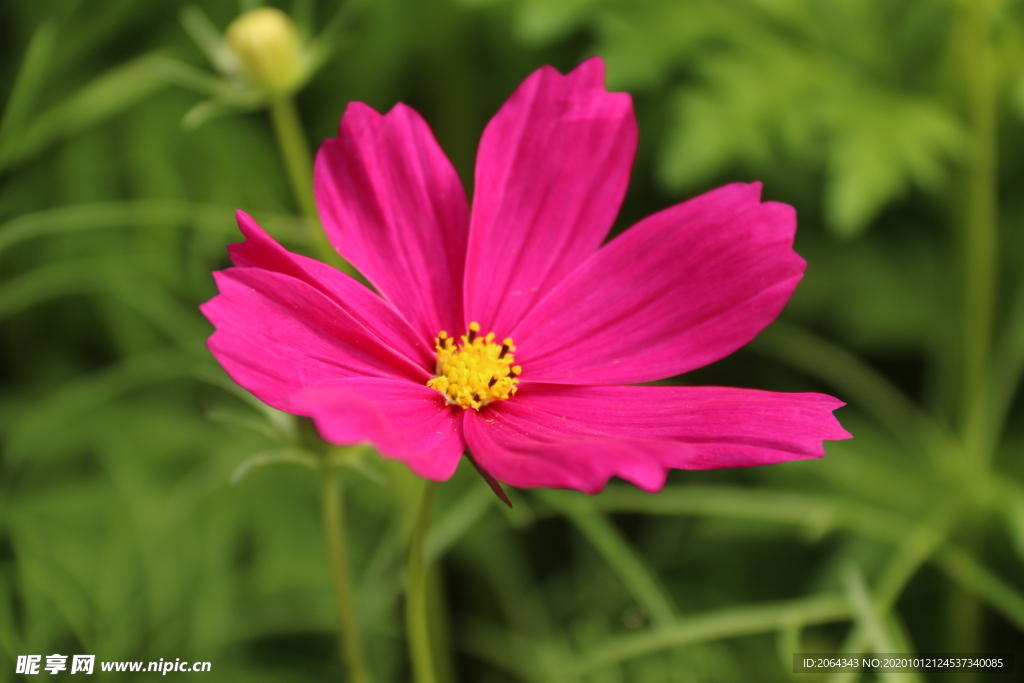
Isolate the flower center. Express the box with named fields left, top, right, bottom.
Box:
left=426, top=322, right=521, bottom=410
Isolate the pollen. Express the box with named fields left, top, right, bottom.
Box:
left=427, top=322, right=521, bottom=410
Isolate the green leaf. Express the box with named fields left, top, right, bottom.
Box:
left=193, top=366, right=300, bottom=437
left=0, top=259, right=209, bottom=356
left=17, top=551, right=96, bottom=651
left=0, top=572, right=24, bottom=656
left=153, top=57, right=234, bottom=97
left=0, top=52, right=168, bottom=171
left=515, top=0, right=604, bottom=44
left=0, top=200, right=306, bottom=256
left=459, top=617, right=579, bottom=683
left=658, top=89, right=738, bottom=189
left=539, top=490, right=677, bottom=626
left=457, top=517, right=570, bottom=679
left=842, top=564, right=920, bottom=683
left=6, top=350, right=194, bottom=462
left=0, top=21, right=58, bottom=146
left=937, top=546, right=1024, bottom=633
left=304, top=0, right=364, bottom=76
left=207, top=408, right=291, bottom=442
left=425, top=485, right=493, bottom=564
left=999, top=481, right=1024, bottom=565
left=0, top=260, right=113, bottom=322
left=989, top=274, right=1024, bottom=448
left=604, top=0, right=962, bottom=237
left=326, top=446, right=388, bottom=486
left=590, top=483, right=911, bottom=543
left=229, top=449, right=319, bottom=486
left=576, top=594, right=852, bottom=674
left=597, top=2, right=723, bottom=90
left=825, top=92, right=962, bottom=237
left=180, top=5, right=235, bottom=74
left=292, top=0, right=315, bottom=37
left=182, top=91, right=265, bottom=130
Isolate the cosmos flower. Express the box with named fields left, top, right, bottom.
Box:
left=201, top=57, right=850, bottom=495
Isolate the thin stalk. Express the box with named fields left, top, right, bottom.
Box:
left=322, top=467, right=372, bottom=683
left=427, top=567, right=456, bottom=683
left=540, top=491, right=676, bottom=626
left=576, top=594, right=852, bottom=674
left=989, top=277, right=1024, bottom=445
left=407, top=481, right=438, bottom=683
left=938, top=546, right=1024, bottom=633
left=841, top=566, right=924, bottom=683
left=950, top=1, right=998, bottom=667
left=825, top=514, right=950, bottom=683
left=959, top=0, right=998, bottom=469
left=268, top=96, right=353, bottom=273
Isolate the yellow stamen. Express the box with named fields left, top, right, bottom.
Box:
left=427, top=322, right=519, bottom=410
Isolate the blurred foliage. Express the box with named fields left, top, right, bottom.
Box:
left=469, top=0, right=973, bottom=238
left=0, top=0, right=1023, bottom=682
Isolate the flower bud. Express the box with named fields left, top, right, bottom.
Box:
left=225, top=8, right=303, bottom=96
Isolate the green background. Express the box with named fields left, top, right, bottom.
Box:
left=1, top=0, right=1023, bottom=680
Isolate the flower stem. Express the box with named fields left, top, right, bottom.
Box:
left=406, top=480, right=438, bottom=683
left=949, top=0, right=998, bottom=669
left=321, top=466, right=372, bottom=683
left=824, top=513, right=950, bottom=683
left=268, top=96, right=354, bottom=273
left=959, top=0, right=998, bottom=469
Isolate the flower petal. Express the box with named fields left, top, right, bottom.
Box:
left=315, top=101, right=469, bottom=341
left=464, top=399, right=678, bottom=495
left=464, top=57, right=637, bottom=335
left=289, top=378, right=465, bottom=481
left=228, top=211, right=433, bottom=369
left=511, top=183, right=804, bottom=384
left=201, top=267, right=429, bottom=411
left=517, top=383, right=851, bottom=466
left=465, top=383, right=849, bottom=494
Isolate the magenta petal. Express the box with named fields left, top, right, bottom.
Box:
left=511, top=183, right=805, bottom=384
left=289, top=378, right=465, bottom=481
left=465, top=384, right=849, bottom=494
left=464, top=399, right=681, bottom=495
left=519, top=383, right=850, bottom=466
left=315, top=102, right=469, bottom=340
left=201, top=268, right=429, bottom=411
left=228, top=211, right=433, bottom=369
left=464, top=57, right=637, bottom=335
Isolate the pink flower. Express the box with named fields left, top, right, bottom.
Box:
left=201, top=58, right=850, bottom=495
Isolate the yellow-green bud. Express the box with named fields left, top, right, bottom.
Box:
left=225, top=8, right=303, bottom=96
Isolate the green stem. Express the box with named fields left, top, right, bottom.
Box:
left=959, top=0, right=998, bottom=469
left=268, top=96, right=353, bottom=273
left=949, top=2, right=998, bottom=670
left=407, top=481, right=438, bottom=683
left=576, top=594, right=852, bottom=674
left=322, top=467, right=372, bottom=683
left=539, top=491, right=676, bottom=626
left=938, top=546, right=1024, bottom=633
left=824, top=514, right=950, bottom=683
